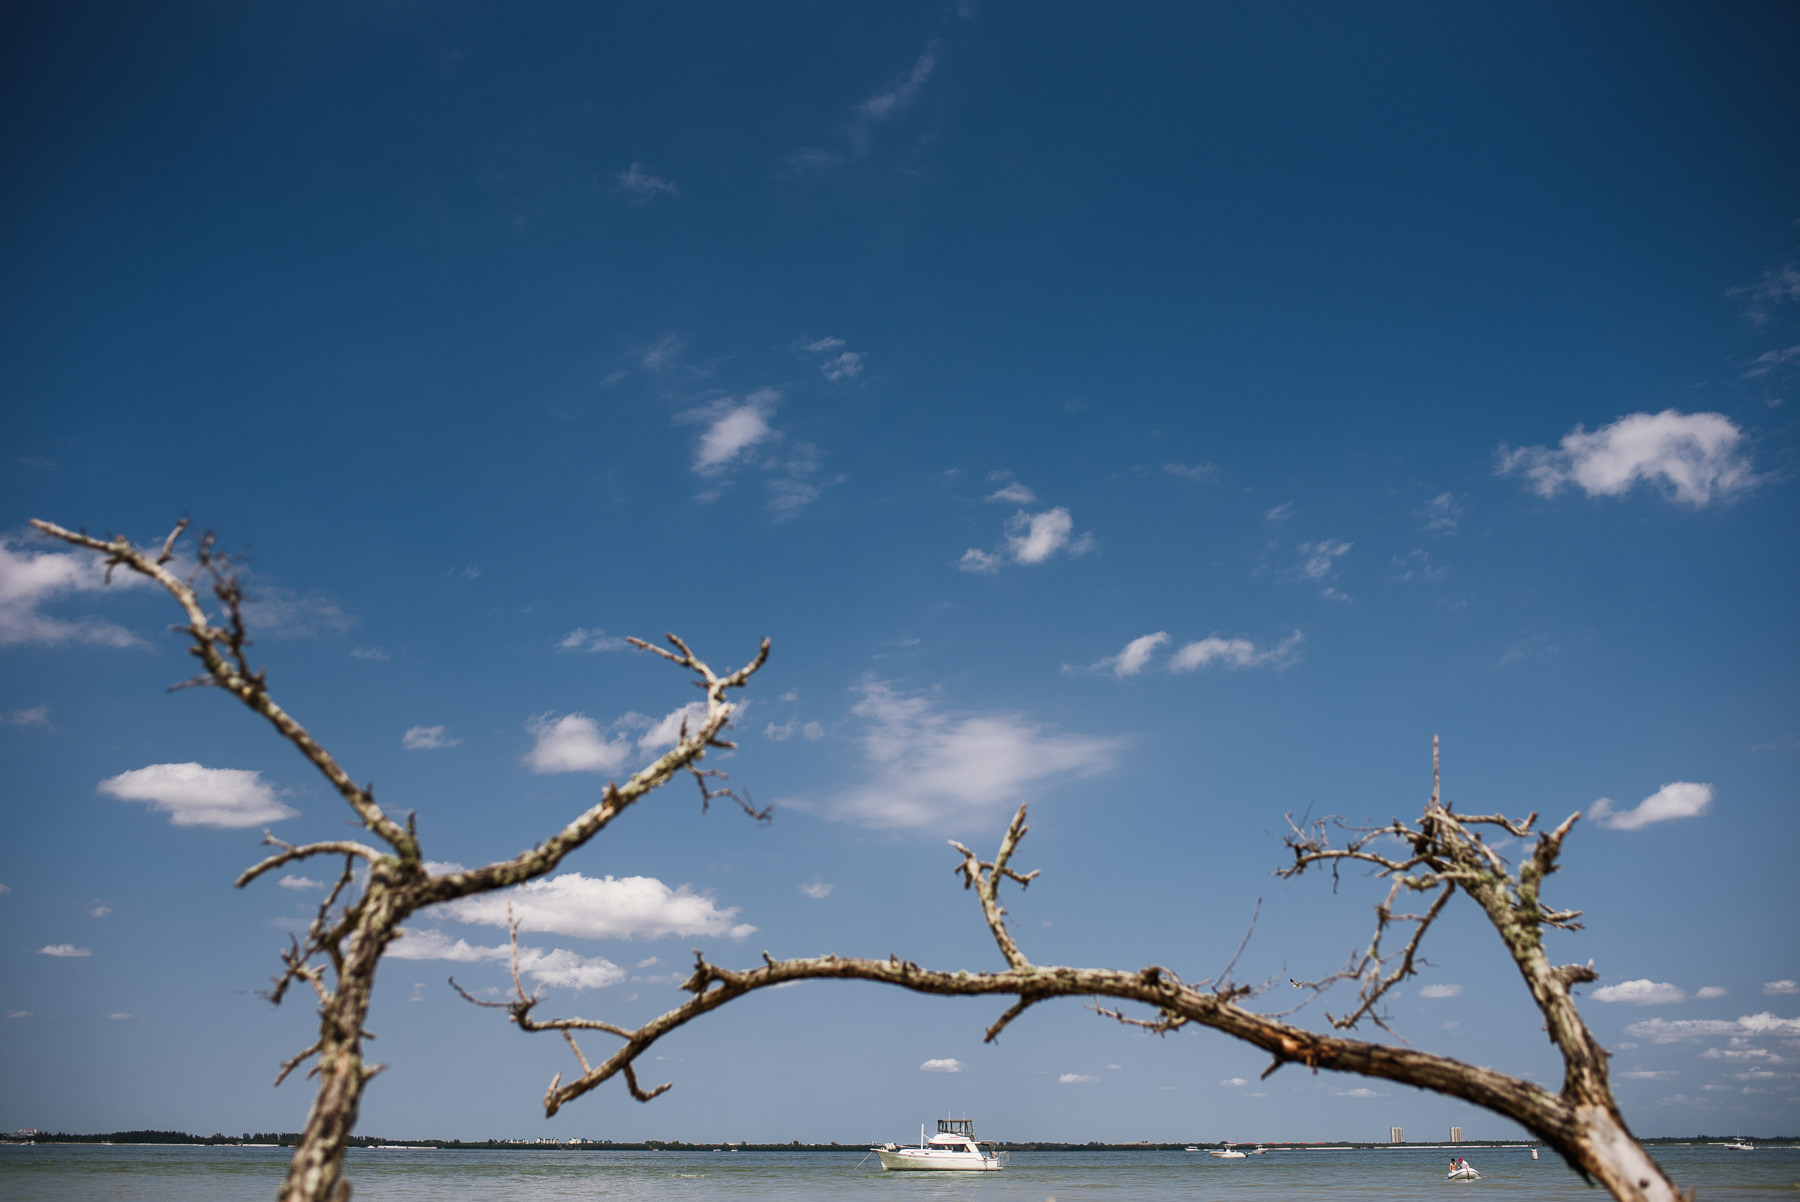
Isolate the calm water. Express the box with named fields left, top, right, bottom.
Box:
left=1, top=1143, right=1795, bottom=1200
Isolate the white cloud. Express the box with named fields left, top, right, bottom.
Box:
left=857, top=42, right=939, bottom=122
left=1419, top=984, right=1464, bottom=999
left=1093, top=631, right=1170, bottom=678
left=1296, top=540, right=1352, bottom=580
left=820, top=682, right=1122, bottom=829
left=558, top=627, right=626, bottom=653
left=39, top=944, right=90, bottom=957
left=615, top=162, right=679, bottom=204
left=521, top=713, right=633, bottom=775
left=820, top=351, right=863, bottom=382
left=1006, top=508, right=1074, bottom=564
left=1496, top=410, right=1759, bottom=506
left=1588, top=782, right=1713, bottom=830
left=920, top=1058, right=964, bottom=1073
left=0, top=882, right=10, bottom=893
left=1264, top=502, right=1293, bottom=525
left=1593, top=980, right=1687, bottom=1006
left=684, top=389, right=780, bottom=476
left=1337, top=1087, right=1380, bottom=1098
left=350, top=646, right=389, bottom=661
left=1059, top=1073, right=1099, bottom=1084
left=1169, top=631, right=1303, bottom=673
left=388, top=928, right=625, bottom=991
left=6, top=1010, right=31, bottom=1018
left=108, top=1012, right=132, bottom=1020
left=1220, top=1077, right=1247, bottom=1087
left=402, top=725, right=461, bottom=751
left=2, top=704, right=52, bottom=730
left=278, top=875, right=325, bottom=891
left=1741, top=345, right=1800, bottom=378
left=98, top=763, right=298, bottom=828
left=1730, top=264, right=1800, bottom=325
left=767, top=442, right=839, bottom=521
left=1697, top=986, right=1729, bottom=999
left=635, top=702, right=708, bottom=754
left=0, top=537, right=146, bottom=648
left=1424, top=492, right=1463, bottom=534
left=89, top=904, right=111, bottom=918
left=1620, top=1070, right=1679, bottom=1080
left=800, top=881, right=834, bottom=900
left=1765, top=980, right=1800, bottom=996
left=429, top=872, right=755, bottom=942
left=641, top=334, right=683, bottom=371
left=765, top=717, right=825, bottom=742
left=802, top=337, right=844, bottom=353
left=1162, top=463, right=1217, bottom=482
left=957, top=548, right=1001, bottom=574
left=1624, top=1012, right=1800, bottom=1044
left=239, top=586, right=357, bottom=640
left=985, top=482, right=1037, bottom=505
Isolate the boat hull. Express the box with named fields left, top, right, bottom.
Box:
left=875, top=1149, right=1003, bottom=1171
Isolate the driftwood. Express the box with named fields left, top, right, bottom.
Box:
left=35, top=515, right=1686, bottom=1202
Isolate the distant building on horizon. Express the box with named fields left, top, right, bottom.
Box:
left=1390, top=1126, right=1404, bottom=1144
left=1450, top=1126, right=1463, bottom=1143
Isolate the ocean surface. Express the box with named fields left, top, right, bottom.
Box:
left=1, top=1143, right=1794, bottom=1200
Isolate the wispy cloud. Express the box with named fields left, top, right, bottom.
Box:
left=856, top=41, right=940, bottom=125
left=817, top=682, right=1122, bottom=829
left=238, top=585, right=357, bottom=640
left=279, top=875, right=325, bottom=891
left=426, top=872, right=755, bottom=941
left=402, top=725, right=461, bottom=751
left=1589, top=782, right=1713, bottom=830
left=558, top=627, right=626, bottom=653
left=98, top=763, right=297, bottom=828
left=641, top=334, right=683, bottom=371
left=1496, top=411, right=1759, bottom=507
left=1423, top=492, right=1463, bottom=534
left=1264, top=502, right=1293, bottom=525
left=350, top=646, right=389, bottom=661
left=1593, top=980, right=1687, bottom=1005
left=1169, top=630, right=1303, bottom=673
left=1419, top=983, right=1463, bottom=999
left=0, top=536, right=147, bottom=648
left=615, top=162, right=679, bottom=205
left=1729, top=264, right=1800, bottom=327
left=1089, top=632, right=1170, bottom=678
left=798, top=334, right=865, bottom=382
left=39, top=944, right=90, bottom=958
left=1696, top=986, right=1729, bottom=999
left=1741, top=345, right=1800, bottom=379
left=800, top=881, right=834, bottom=900
left=1, top=704, right=52, bottom=730
left=1624, top=1012, right=1800, bottom=1044
left=768, top=442, right=840, bottom=521
left=1296, top=540, right=1352, bottom=582
left=1765, top=980, right=1799, bottom=996
left=985, top=482, right=1036, bottom=504
left=1059, top=1073, right=1099, bottom=1084
left=1162, top=463, right=1217, bottom=482
left=921, top=1058, right=964, bottom=1073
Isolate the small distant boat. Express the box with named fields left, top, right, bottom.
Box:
left=1447, top=1160, right=1481, bottom=1180
left=873, top=1119, right=1006, bottom=1171
left=1720, top=1138, right=1755, bottom=1152
left=1183, top=1145, right=1201, bottom=1153
left=1211, top=1143, right=1248, bottom=1159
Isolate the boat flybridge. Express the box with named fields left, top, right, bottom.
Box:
left=874, top=1119, right=1007, bottom=1171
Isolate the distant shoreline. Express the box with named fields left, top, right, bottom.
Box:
left=4, top=1132, right=1794, bottom=1152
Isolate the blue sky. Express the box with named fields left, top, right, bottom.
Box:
left=2, top=1, right=1798, bottom=1145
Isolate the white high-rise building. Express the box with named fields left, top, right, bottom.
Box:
left=1450, top=1126, right=1463, bottom=1143
left=1390, top=1126, right=1405, bottom=1144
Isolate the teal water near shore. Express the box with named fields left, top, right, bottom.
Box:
left=2, top=1143, right=1795, bottom=1200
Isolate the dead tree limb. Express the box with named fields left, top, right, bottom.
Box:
left=490, top=740, right=1686, bottom=1202
left=30, top=518, right=769, bottom=1202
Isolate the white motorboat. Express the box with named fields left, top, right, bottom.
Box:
left=873, top=1119, right=1007, bottom=1171
left=1211, top=1143, right=1248, bottom=1159
left=1720, top=1138, right=1755, bottom=1152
